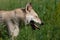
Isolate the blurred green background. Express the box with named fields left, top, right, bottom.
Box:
left=0, top=0, right=60, bottom=40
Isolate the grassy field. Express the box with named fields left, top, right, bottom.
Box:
left=0, top=0, right=60, bottom=40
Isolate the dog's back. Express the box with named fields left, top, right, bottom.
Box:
left=0, top=8, right=26, bottom=23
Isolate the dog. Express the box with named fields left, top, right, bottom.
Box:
left=0, top=3, right=44, bottom=40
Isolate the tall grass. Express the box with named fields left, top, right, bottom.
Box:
left=0, top=0, right=60, bottom=40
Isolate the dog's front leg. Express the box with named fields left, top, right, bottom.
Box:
left=6, top=20, right=19, bottom=40
left=13, top=23, right=19, bottom=40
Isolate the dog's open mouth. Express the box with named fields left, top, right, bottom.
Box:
left=30, top=20, right=40, bottom=30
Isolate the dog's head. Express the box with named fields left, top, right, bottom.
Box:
left=25, top=3, right=44, bottom=30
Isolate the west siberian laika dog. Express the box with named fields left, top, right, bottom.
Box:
left=0, top=3, right=44, bottom=40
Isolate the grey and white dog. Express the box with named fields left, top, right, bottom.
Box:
left=0, top=3, right=43, bottom=40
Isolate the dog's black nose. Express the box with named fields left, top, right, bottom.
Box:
left=41, top=22, right=44, bottom=25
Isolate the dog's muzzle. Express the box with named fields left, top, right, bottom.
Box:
left=30, top=20, right=44, bottom=30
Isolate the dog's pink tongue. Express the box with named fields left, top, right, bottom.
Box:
left=31, top=23, right=40, bottom=30
left=33, top=24, right=40, bottom=30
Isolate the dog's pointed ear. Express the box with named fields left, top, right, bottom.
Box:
left=26, top=2, right=32, bottom=12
